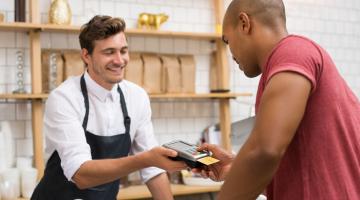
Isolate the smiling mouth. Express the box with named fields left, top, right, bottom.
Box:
left=107, top=67, right=124, bottom=75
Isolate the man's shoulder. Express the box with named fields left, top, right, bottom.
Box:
left=121, top=80, right=148, bottom=98
left=281, top=35, right=321, bottom=51
left=49, top=75, right=82, bottom=100
left=269, top=34, right=324, bottom=65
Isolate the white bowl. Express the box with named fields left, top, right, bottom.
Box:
left=183, top=177, right=223, bottom=186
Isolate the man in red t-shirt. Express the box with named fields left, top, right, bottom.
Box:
left=194, top=0, right=360, bottom=199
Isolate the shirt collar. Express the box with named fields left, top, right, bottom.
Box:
left=84, top=71, right=118, bottom=102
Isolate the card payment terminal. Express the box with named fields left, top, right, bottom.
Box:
left=163, top=140, right=219, bottom=168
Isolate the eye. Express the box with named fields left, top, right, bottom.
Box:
left=232, top=57, right=239, bottom=64
left=222, top=35, right=228, bottom=45
left=120, top=47, right=129, bottom=55
left=120, top=48, right=128, bottom=55
left=103, top=49, right=114, bottom=55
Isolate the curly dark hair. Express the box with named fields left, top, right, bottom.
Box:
left=79, top=15, right=126, bottom=54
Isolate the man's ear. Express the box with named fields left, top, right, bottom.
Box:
left=238, top=12, right=251, bottom=34
left=81, top=48, right=90, bottom=66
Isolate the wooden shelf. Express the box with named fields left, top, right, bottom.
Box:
left=0, top=22, right=41, bottom=32
left=41, top=24, right=221, bottom=40
left=149, top=92, right=252, bottom=99
left=17, top=184, right=220, bottom=200
left=0, top=22, right=221, bottom=40
left=0, top=93, right=251, bottom=100
left=126, top=29, right=221, bottom=40
left=118, top=184, right=220, bottom=199
left=0, top=93, right=47, bottom=100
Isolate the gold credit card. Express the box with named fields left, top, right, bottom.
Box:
left=197, top=156, right=219, bottom=165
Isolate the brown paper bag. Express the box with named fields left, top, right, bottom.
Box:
left=41, top=50, right=64, bottom=93
left=209, top=51, right=219, bottom=92
left=63, top=50, right=84, bottom=80
left=124, top=53, right=143, bottom=86
left=178, top=55, right=196, bottom=93
left=160, top=55, right=182, bottom=93
left=142, top=54, right=163, bottom=94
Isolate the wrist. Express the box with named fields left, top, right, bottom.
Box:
left=136, top=151, right=151, bottom=168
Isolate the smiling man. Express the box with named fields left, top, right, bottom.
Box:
left=194, top=0, right=360, bottom=199
left=31, top=15, right=186, bottom=200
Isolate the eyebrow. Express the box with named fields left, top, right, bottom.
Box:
left=222, top=35, right=228, bottom=44
left=101, top=46, right=128, bottom=52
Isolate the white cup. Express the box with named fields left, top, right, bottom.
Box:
left=0, top=168, right=20, bottom=198
left=16, top=157, right=32, bottom=170
left=0, top=180, right=17, bottom=200
left=20, top=168, right=38, bottom=198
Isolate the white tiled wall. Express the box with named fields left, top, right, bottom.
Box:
left=0, top=0, right=359, bottom=167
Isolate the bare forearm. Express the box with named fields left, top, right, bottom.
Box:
left=146, top=173, right=173, bottom=200
left=217, top=142, right=282, bottom=200
left=73, top=152, right=149, bottom=189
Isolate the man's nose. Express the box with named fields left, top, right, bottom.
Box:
left=113, top=51, right=124, bottom=65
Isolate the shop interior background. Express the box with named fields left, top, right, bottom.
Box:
left=0, top=0, right=359, bottom=183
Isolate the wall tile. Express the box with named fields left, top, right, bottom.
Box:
left=173, top=39, right=187, bottom=54
left=159, top=38, right=174, bottom=54
left=100, top=1, right=115, bottom=17
left=129, top=36, right=145, bottom=52
left=50, top=33, right=68, bottom=49
left=25, top=120, right=33, bottom=139
left=16, top=103, right=31, bottom=120
left=0, top=104, right=16, bottom=120
left=68, top=0, right=84, bottom=16
left=0, top=32, right=15, bottom=48
left=159, top=102, right=174, bottom=117
left=144, top=37, right=160, bottom=52
left=16, top=139, right=33, bottom=157
left=0, top=49, right=6, bottom=66
left=115, top=2, right=131, bottom=19
left=8, top=120, right=25, bottom=139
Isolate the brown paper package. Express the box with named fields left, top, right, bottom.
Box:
left=209, top=51, right=219, bottom=92
left=124, top=53, right=143, bottom=86
left=160, top=55, right=182, bottom=93
left=63, top=50, right=85, bottom=80
left=178, top=55, right=196, bottom=93
left=41, top=50, right=64, bottom=93
left=142, top=54, right=163, bottom=94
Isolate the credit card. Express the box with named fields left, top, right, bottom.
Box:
left=197, top=156, right=219, bottom=165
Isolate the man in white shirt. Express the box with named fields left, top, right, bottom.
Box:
left=31, top=15, right=186, bottom=200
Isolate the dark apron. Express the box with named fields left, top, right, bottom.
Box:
left=31, top=74, right=131, bottom=200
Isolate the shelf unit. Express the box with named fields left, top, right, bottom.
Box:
left=17, top=184, right=221, bottom=200
left=0, top=0, right=246, bottom=199
left=0, top=92, right=251, bottom=100
left=117, top=184, right=221, bottom=199
left=0, top=22, right=221, bottom=40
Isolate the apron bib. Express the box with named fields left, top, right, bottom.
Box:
left=31, top=75, right=131, bottom=200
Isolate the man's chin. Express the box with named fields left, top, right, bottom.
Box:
left=244, top=71, right=261, bottom=78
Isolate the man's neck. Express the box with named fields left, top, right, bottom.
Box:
left=256, top=28, right=288, bottom=71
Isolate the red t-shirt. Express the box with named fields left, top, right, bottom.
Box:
left=255, top=35, right=360, bottom=199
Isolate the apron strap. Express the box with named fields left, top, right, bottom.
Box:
left=117, top=85, right=131, bottom=134
left=80, top=73, right=131, bottom=133
left=80, top=74, right=90, bottom=129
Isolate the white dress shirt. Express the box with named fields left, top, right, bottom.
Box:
left=44, top=71, right=164, bottom=182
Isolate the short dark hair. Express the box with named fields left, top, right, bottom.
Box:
left=225, top=0, right=286, bottom=28
left=79, top=15, right=126, bottom=54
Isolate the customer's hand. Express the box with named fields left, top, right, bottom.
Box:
left=192, top=143, right=234, bottom=182
left=146, top=147, right=187, bottom=173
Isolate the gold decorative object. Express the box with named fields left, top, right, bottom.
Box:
left=48, top=0, right=72, bottom=25
left=0, top=12, right=4, bottom=22
left=137, top=13, right=169, bottom=30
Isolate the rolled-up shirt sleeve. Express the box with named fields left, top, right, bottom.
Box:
left=130, top=92, right=165, bottom=183
left=44, top=89, right=92, bottom=181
